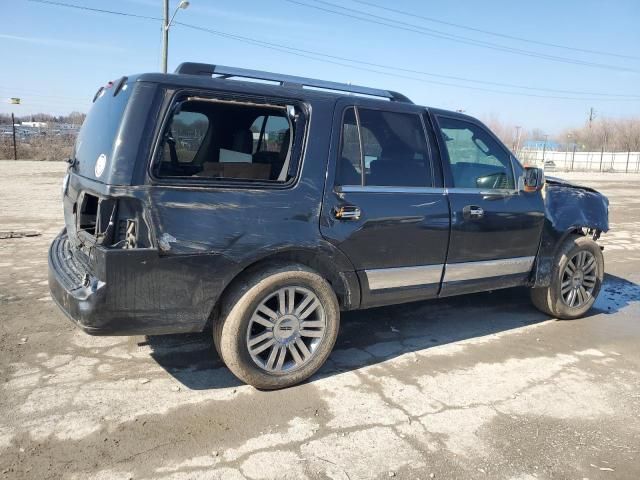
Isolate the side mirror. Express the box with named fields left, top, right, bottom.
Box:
left=523, top=167, right=545, bottom=192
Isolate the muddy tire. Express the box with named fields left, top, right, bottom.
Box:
left=213, top=263, right=340, bottom=390
left=530, top=234, right=604, bottom=319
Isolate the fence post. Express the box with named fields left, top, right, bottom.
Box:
left=599, top=146, right=604, bottom=172
left=11, top=112, right=18, bottom=161
left=625, top=151, right=630, bottom=173
left=571, top=145, right=576, bottom=171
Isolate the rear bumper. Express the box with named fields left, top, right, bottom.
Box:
left=48, top=231, right=111, bottom=334
left=48, top=230, right=209, bottom=335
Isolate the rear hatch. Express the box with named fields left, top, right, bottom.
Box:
left=63, top=79, right=133, bottom=250
left=70, top=78, right=132, bottom=183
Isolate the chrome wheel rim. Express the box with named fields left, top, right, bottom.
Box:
left=561, top=250, right=597, bottom=308
left=246, top=286, right=326, bottom=373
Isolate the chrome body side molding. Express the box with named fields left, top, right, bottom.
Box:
left=365, top=256, right=535, bottom=291
left=365, top=264, right=443, bottom=290
left=443, top=256, right=535, bottom=283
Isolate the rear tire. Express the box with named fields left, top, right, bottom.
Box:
left=213, top=263, right=340, bottom=390
left=530, top=234, right=604, bottom=319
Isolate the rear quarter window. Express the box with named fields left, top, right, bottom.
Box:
left=155, top=97, right=300, bottom=185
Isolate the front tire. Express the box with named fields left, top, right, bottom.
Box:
left=530, top=234, right=604, bottom=319
left=214, top=263, right=340, bottom=390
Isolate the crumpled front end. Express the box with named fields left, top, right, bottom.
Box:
left=531, top=177, right=609, bottom=287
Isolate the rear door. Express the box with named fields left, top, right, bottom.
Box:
left=320, top=99, right=450, bottom=308
left=433, top=113, right=545, bottom=296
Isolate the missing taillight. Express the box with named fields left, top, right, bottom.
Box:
left=76, top=193, right=117, bottom=246
left=78, top=194, right=99, bottom=236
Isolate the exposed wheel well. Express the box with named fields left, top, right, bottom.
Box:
left=205, top=250, right=356, bottom=330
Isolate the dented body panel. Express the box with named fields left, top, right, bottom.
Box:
left=48, top=68, right=609, bottom=336
left=532, top=177, right=609, bottom=287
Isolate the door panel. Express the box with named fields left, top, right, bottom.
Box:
left=446, top=191, right=544, bottom=263
left=321, top=100, right=450, bottom=308
left=322, top=187, right=450, bottom=306
left=433, top=114, right=545, bottom=296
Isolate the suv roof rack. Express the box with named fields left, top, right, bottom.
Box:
left=174, top=62, right=412, bottom=104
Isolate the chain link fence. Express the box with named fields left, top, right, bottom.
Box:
left=0, top=123, right=78, bottom=161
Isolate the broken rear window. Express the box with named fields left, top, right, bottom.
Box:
left=156, top=98, right=301, bottom=183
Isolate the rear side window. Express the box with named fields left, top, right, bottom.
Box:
left=156, top=98, right=298, bottom=183
left=336, top=107, right=433, bottom=188
left=336, top=108, right=362, bottom=186
left=437, top=117, right=514, bottom=190
left=164, top=111, right=208, bottom=164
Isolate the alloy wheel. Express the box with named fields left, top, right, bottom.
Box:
left=560, top=250, right=597, bottom=308
left=246, top=286, right=326, bottom=373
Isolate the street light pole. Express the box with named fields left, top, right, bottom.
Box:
left=161, top=0, right=190, bottom=74
left=161, top=0, right=169, bottom=73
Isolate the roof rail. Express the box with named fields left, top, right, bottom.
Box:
left=174, top=62, right=412, bottom=103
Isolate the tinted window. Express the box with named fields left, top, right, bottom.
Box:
left=73, top=83, right=132, bottom=180
left=164, top=111, right=208, bottom=164
left=359, top=109, right=432, bottom=187
left=437, top=117, right=514, bottom=189
left=336, top=108, right=362, bottom=186
left=251, top=115, right=291, bottom=156
left=337, top=107, right=433, bottom=188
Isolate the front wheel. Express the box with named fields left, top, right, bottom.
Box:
left=530, top=234, right=604, bottom=319
left=214, top=264, right=340, bottom=390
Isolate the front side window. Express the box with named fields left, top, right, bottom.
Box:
left=437, top=117, right=514, bottom=190
left=337, top=107, right=433, bottom=188
left=157, top=98, right=298, bottom=183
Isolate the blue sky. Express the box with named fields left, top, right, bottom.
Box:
left=1, top=0, right=639, bottom=132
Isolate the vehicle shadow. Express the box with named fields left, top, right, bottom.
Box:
left=144, top=273, right=638, bottom=390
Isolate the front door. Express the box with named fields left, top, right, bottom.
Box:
left=320, top=100, right=450, bottom=308
left=433, top=113, right=545, bottom=296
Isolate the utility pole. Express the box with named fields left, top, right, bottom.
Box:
left=542, top=134, right=549, bottom=163
left=161, top=0, right=169, bottom=73
left=513, top=125, right=522, bottom=152
left=11, top=112, right=17, bottom=161
left=588, top=107, right=596, bottom=128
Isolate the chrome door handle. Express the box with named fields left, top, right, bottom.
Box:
left=463, top=205, right=484, bottom=219
left=334, top=205, right=361, bottom=220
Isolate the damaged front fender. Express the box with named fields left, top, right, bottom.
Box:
left=532, top=177, right=609, bottom=287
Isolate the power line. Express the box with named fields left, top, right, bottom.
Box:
left=284, top=0, right=638, bottom=73
left=27, top=0, right=161, bottom=20
left=175, top=23, right=640, bottom=101
left=353, top=0, right=640, bottom=61
left=25, top=0, right=640, bottom=102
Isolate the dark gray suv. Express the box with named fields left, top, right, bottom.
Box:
left=49, top=63, right=609, bottom=389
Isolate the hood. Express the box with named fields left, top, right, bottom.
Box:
left=545, top=175, right=601, bottom=194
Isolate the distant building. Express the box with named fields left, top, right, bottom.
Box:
left=21, top=121, right=48, bottom=128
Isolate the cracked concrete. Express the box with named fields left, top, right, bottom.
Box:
left=1, top=162, right=639, bottom=480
